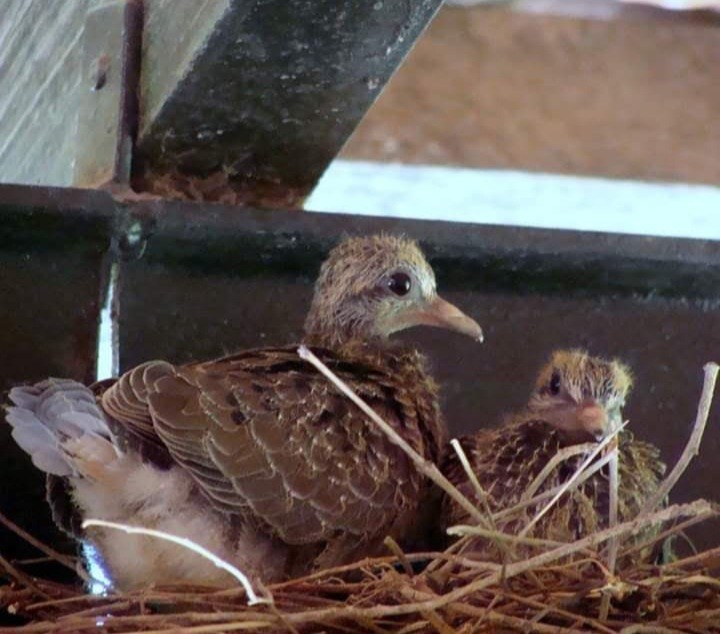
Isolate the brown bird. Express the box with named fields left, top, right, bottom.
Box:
left=442, top=349, right=665, bottom=563
left=6, top=235, right=482, bottom=590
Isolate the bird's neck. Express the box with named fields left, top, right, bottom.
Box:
left=303, top=317, right=376, bottom=349
left=513, top=413, right=600, bottom=447
left=301, top=331, right=435, bottom=395
left=303, top=328, right=371, bottom=347
left=302, top=329, right=396, bottom=360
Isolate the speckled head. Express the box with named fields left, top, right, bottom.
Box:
left=304, top=234, right=483, bottom=347
left=527, top=349, right=633, bottom=443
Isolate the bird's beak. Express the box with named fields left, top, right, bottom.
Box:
left=407, top=295, right=484, bottom=342
left=576, top=401, right=608, bottom=441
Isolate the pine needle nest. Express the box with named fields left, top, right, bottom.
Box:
left=1, top=352, right=718, bottom=634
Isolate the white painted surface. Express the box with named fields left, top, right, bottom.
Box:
left=306, top=160, right=720, bottom=240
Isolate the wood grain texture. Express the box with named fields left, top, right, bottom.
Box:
left=0, top=1, right=100, bottom=186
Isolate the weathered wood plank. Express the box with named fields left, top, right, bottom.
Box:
left=0, top=0, right=142, bottom=190
left=0, top=1, right=97, bottom=186
left=73, top=0, right=142, bottom=187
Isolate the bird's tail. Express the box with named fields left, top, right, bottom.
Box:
left=5, top=379, right=116, bottom=477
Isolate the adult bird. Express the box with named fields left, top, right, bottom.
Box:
left=442, top=349, right=665, bottom=564
left=6, top=234, right=482, bottom=590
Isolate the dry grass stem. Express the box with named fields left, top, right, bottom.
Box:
left=600, top=438, right=622, bottom=621
left=81, top=519, right=270, bottom=606
left=521, top=442, right=598, bottom=502
left=520, top=422, right=628, bottom=537
left=447, top=439, right=493, bottom=523
left=0, top=511, right=84, bottom=580
left=298, top=345, right=486, bottom=528
left=446, top=524, right=565, bottom=550
left=494, top=450, right=614, bottom=523
left=641, top=362, right=719, bottom=514
left=448, top=439, right=518, bottom=564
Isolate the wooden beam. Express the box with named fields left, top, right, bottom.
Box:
left=135, top=0, right=443, bottom=205
left=0, top=1, right=99, bottom=187
left=73, top=0, right=142, bottom=188
left=0, top=0, right=142, bottom=189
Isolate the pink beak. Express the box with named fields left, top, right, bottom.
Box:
left=406, top=295, right=484, bottom=342
left=576, top=402, right=608, bottom=441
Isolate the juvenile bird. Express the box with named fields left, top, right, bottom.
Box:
left=442, top=349, right=665, bottom=563
left=6, top=235, right=482, bottom=590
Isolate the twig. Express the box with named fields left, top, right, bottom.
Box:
left=620, top=624, right=683, bottom=634
left=448, top=438, right=517, bottom=565
left=446, top=524, right=565, bottom=550
left=383, top=537, right=413, bottom=577
left=600, top=437, right=621, bottom=621
left=0, top=510, right=86, bottom=580
left=641, top=362, right=719, bottom=514
left=0, top=552, right=50, bottom=600
left=501, top=591, right=617, bottom=634
left=619, top=513, right=709, bottom=561
left=494, top=451, right=614, bottom=523
left=520, top=422, right=628, bottom=537
left=298, top=345, right=487, bottom=528
left=448, top=439, right=493, bottom=523
left=109, top=623, right=275, bottom=634
left=425, top=536, right=470, bottom=574
left=81, top=520, right=271, bottom=606
left=521, top=442, right=598, bottom=502
left=429, top=500, right=718, bottom=614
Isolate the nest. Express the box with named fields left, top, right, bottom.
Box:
left=1, top=355, right=718, bottom=634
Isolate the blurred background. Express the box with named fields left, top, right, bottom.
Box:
left=308, top=0, right=720, bottom=237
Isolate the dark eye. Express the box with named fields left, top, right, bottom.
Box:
left=549, top=371, right=561, bottom=395
left=387, top=272, right=412, bottom=296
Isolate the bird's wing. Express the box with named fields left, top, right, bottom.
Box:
left=101, top=347, right=428, bottom=545
left=617, top=432, right=666, bottom=516
left=442, top=423, right=548, bottom=530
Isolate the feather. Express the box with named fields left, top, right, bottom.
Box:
left=6, top=380, right=112, bottom=477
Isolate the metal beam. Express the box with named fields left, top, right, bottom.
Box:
left=0, top=184, right=113, bottom=574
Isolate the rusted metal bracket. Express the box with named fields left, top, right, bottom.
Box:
left=73, top=0, right=143, bottom=188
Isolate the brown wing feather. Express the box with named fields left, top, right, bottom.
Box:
left=100, top=346, right=437, bottom=547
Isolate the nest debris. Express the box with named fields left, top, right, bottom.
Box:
left=0, top=358, right=718, bottom=634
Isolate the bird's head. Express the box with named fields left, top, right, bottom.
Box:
left=303, top=235, right=483, bottom=347
left=527, top=349, right=632, bottom=443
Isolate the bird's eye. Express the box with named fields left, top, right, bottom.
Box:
left=387, top=272, right=412, bottom=296
left=549, top=371, right=561, bottom=395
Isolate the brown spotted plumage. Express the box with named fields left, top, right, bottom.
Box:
left=6, top=235, right=482, bottom=590
left=442, top=350, right=665, bottom=564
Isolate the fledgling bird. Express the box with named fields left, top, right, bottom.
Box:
left=6, top=235, right=482, bottom=591
left=442, top=349, right=665, bottom=563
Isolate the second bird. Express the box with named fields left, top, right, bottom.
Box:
left=442, top=349, right=665, bottom=564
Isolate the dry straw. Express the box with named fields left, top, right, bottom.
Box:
left=0, top=355, right=717, bottom=633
